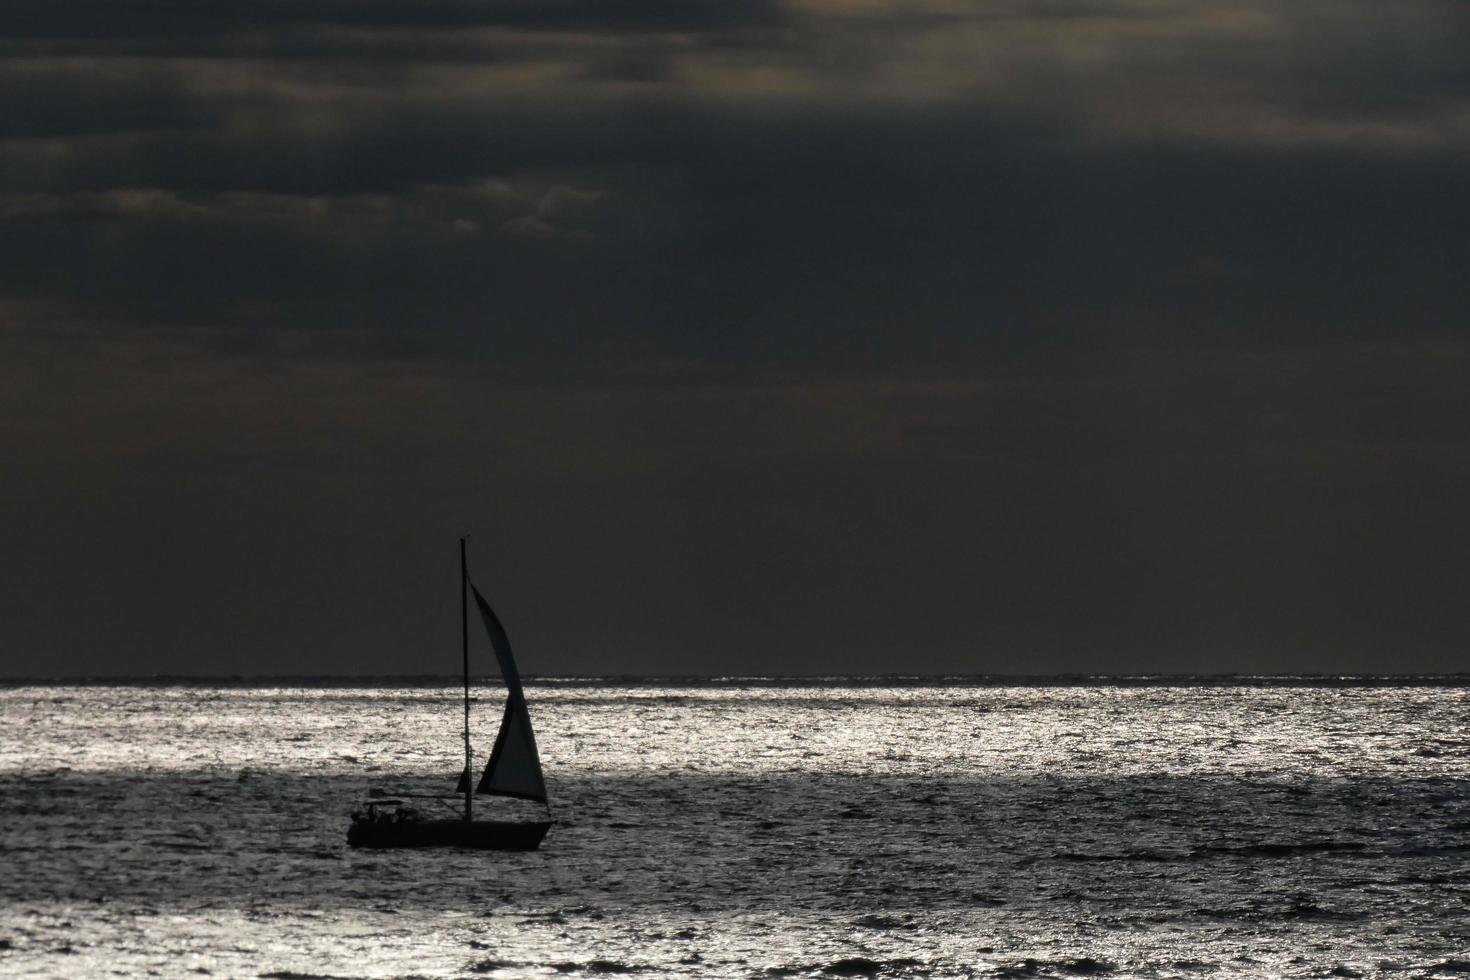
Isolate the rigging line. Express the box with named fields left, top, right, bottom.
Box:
left=416, top=548, right=461, bottom=753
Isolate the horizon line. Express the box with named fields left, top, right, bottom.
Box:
left=5, top=672, right=1470, bottom=688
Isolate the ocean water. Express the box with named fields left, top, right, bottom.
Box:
left=3, top=682, right=1470, bottom=978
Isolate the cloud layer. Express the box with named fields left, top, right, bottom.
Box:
left=3, top=0, right=1469, bottom=675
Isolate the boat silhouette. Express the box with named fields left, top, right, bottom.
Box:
left=347, top=538, right=552, bottom=849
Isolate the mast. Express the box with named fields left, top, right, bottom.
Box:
left=461, top=536, right=472, bottom=825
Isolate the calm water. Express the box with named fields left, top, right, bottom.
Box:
left=4, top=683, right=1470, bottom=978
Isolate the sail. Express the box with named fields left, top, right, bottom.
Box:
left=470, top=583, right=548, bottom=802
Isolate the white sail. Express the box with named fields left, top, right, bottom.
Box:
left=470, top=583, right=548, bottom=802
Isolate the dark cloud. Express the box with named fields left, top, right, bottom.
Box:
left=0, top=0, right=788, bottom=40
left=2, top=0, right=1469, bottom=676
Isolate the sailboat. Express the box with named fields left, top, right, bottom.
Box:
left=347, top=538, right=553, bottom=850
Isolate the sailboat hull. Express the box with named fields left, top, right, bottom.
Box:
left=348, top=818, right=551, bottom=850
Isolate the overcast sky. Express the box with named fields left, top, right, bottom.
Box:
left=3, top=0, right=1469, bottom=677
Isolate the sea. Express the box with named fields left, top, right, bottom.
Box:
left=3, top=680, right=1470, bottom=979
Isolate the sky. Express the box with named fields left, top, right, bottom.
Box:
left=3, top=0, right=1469, bottom=677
